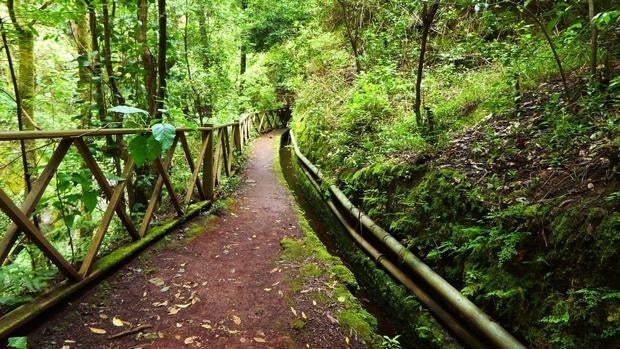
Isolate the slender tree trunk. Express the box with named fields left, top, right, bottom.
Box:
left=86, top=0, right=106, bottom=125
left=239, top=0, right=247, bottom=79
left=8, top=0, right=37, bottom=184
left=138, top=0, right=157, bottom=117
left=156, top=0, right=167, bottom=118
left=414, top=2, right=439, bottom=126
left=102, top=0, right=125, bottom=177
left=589, top=0, right=598, bottom=78
left=102, top=0, right=124, bottom=108
left=73, top=1, right=92, bottom=128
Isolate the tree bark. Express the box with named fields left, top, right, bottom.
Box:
left=7, top=0, right=37, bottom=185
left=72, top=1, right=92, bottom=128
left=156, top=0, right=167, bottom=118
left=414, top=2, right=439, bottom=126
left=102, top=0, right=125, bottom=108
left=138, top=0, right=157, bottom=117
left=589, top=0, right=598, bottom=78
left=239, top=0, right=247, bottom=78
left=85, top=0, right=107, bottom=125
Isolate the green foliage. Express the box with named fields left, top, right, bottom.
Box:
left=0, top=262, right=55, bottom=308
left=380, top=335, right=401, bottom=349
left=7, top=337, right=27, bottom=349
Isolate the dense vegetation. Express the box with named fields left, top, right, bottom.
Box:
left=0, top=0, right=619, bottom=348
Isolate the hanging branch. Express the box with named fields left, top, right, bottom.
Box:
left=511, top=1, right=570, bottom=101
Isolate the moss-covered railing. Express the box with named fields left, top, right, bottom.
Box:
left=0, top=109, right=289, bottom=339
left=285, top=130, right=526, bottom=349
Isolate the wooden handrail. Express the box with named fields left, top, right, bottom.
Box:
left=0, top=109, right=291, bottom=339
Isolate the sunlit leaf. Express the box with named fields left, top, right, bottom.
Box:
left=89, top=327, right=107, bottom=334
left=108, top=105, right=149, bottom=115
left=152, top=123, right=176, bottom=153
left=112, top=317, right=124, bottom=327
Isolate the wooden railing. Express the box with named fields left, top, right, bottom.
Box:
left=0, top=108, right=289, bottom=337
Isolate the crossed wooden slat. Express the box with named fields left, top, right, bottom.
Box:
left=0, top=119, right=256, bottom=285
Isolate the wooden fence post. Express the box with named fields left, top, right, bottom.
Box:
left=203, top=127, right=215, bottom=200
left=233, top=121, right=242, bottom=151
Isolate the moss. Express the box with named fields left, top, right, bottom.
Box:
left=330, top=265, right=358, bottom=290
left=284, top=141, right=458, bottom=348
left=338, top=309, right=377, bottom=340
left=300, top=264, right=322, bottom=278
left=290, top=318, right=306, bottom=330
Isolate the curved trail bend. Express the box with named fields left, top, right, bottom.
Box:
left=28, top=130, right=364, bottom=349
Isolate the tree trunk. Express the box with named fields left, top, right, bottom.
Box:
left=589, top=0, right=598, bottom=78
left=102, top=0, right=125, bottom=176
left=138, top=0, right=157, bottom=117
left=156, top=0, right=167, bottom=118
left=73, top=1, right=91, bottom=128
left=239, top=0, right=247, bottom=79
left=414, top=2, right=439, bottom=126
left=102, top=0, right=125, bottom=108
left=86, top=0, right=107, bottom=125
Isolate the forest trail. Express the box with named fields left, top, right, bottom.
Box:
left=26, top=130, right=363, bottom=349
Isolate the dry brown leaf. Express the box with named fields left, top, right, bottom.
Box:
left=89, top=327, right=107, bottom=335
left=176, top=303, right=191, bottom=309
left=290, top=307, right=297, bottom=317
left=168, top=306, right=180, bottom=315
left=201, top=323, right=213, bottom=329
left=232, top=315, right=241, bottom=325
left=254, top=337, right=266, bottom=343
left=153, top=300, right=169, bottom=307
left=301, top=311, right=307, bottom=320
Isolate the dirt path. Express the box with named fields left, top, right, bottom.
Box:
left=27, top=130, right=366, bottom=349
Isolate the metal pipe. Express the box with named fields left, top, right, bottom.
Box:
left=296, top=163, right=486, bottom=349
left=288, top=131, right=526, bottom=349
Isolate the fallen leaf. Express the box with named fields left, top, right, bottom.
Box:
left=345, top=336, right=350, bottom=345
left=176, top=303, right=191, bottom=309
left=184, top=336, right=198, bottom=344
left=168, top=307, right=180, bottom=315
left=201, top=323, right=213, bottom=329
left=290, top=307, right=297, bottom=316
left=301, top=312, right=307, bottom=320
left=112, top=317, right=124, bottom=327
left=312, top=300, right=317, bottom=306
left=89, top=327, right=107, bottom=335
left=254, top=337, right=266, bottom=343
left=98, top=314, right=108, bottom=319
left=227, top=329, right=240, bottom=334
left=153, top=300, right=169, bottom=307
left=264, top=288, right=272, bottom=292
left=160, top=286, right=170, bottom=293
left=232, top=315, right=241, bottom=325
left=149, top=277, right=165, bottom=287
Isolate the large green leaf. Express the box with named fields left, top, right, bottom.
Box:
left=152, top=123, right=176, bottom=153
left=129, top=134, right=148, bottom=166
left=82, top=190, right=98, bottom=212
left=108, top=105, right=149, bottom=115
left=146, top=136, right=162, bottom=161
